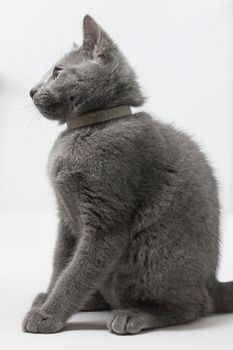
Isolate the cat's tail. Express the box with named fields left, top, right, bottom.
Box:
left=209, top=279, right=233, bottom=313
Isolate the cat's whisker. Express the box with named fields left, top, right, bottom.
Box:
left=13, top=109, right=36, bottom=129
left=13, top=104, right=42, bottom=136
left=26, top=109, right=43, bottom=136
left=20, top=103, right=36, bottom=111
left=24, top=117, right=39, bottom=137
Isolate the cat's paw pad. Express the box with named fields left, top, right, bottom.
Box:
left=31, top=292, right=48, bottom=308
left=22, top=309, right=64, bottom=334
left=107, top=309, right=148, bottom=335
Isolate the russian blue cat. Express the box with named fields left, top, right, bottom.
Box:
left=22, top=15, right=233, bottom=334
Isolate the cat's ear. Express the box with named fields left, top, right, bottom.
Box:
left=82, top=15, right=114, bottom=59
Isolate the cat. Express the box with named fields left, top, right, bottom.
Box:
left=22, top=15, right=233, bottom=335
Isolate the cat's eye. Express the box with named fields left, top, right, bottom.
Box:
left=52, top=66, right=62, bottom=79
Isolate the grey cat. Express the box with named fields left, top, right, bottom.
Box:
left=22, top=15, right=233, bottom=335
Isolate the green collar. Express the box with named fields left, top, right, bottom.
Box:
left=67, top=106, right=132, bottom=130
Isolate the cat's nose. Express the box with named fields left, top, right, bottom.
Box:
left=30, top=88, right=37, bottom=99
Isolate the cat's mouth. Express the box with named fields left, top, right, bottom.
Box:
left=34, top=101, right=68, bottom=123
left=35, top=101, right=61, bottom=112
left=34, top=102, right=62, bottom=119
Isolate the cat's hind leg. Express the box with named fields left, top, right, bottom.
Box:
left=81, top=291, right=110, bottom=311
left=107, top=303, right=204, bottom=335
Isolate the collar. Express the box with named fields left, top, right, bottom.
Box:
left=66, top=106, right=132, bottom=130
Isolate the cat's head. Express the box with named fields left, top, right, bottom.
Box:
left=30, top=15, right=145, bottom=124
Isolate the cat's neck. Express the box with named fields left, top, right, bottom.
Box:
left=66, top=106, right=132, bottom=130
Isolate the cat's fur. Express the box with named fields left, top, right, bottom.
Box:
left=22, top=15, right=233, bottom=335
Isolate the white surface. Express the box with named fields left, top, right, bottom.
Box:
left=0, top=0, right=233, bottom=214
left=0, top=211, right=233, bottom=350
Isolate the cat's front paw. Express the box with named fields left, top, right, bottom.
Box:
left=22, top=309, right=64, bottom=334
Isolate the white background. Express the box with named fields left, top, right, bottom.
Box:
left=0, top=0, right=233, bottom=349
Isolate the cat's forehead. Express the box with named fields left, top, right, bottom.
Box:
left=57, top=48, right=86, bottom=68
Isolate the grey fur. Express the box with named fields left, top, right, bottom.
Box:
left=23, top=15, right=233, bottom=335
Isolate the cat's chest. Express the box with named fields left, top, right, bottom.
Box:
left=47, top=130, right=97, bottom=184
